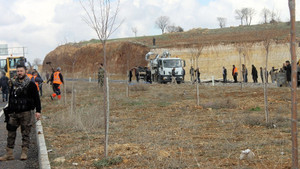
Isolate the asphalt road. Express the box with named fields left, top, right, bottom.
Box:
left=0, top=101, right=39, bottom=169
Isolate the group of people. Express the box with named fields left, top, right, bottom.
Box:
left=221, top=60, right=292, bottom=85
left=189, top=66, right=200, bottom=83
left=127, top=67, right=152, bottom=83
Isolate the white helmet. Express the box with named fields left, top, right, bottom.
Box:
left=57, top=67, right=61, bottom=71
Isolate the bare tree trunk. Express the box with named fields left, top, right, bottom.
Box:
left=289, top=0, right=298, bottom=167
left=71, top=63, right=75, bottom=114
left=126, top=70, right=129, bottom=97
left=64, top=72, right=67, bottom=106
left=264, top=50, right=269, bottom=124
left=102, top=42, right=109, bottom=157
left=197, top=82, right=199, bottom=106
left=239, top=49, right=243, bottom=89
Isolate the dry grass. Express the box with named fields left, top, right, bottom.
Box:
left=40, top=81, right=298, bottom=168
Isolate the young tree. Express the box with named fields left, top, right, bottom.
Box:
left=235, top=8, right=255, bottom=26
left=131, top=27, right=137, bottom=37
left=80, top=0, right=122, bottom=157
left=242, top=8, right=255, bottom=25
left=190, top=44, right=204, bottom=106
left=155, top=16, right=170, bottom=34
left=289, top=0, right=298, bottom=167
left=217, top=17, right=227, bottom=28
left=235, top=9, right=244, bottom=25
left=270, top=10, right=280, bottom=24
left=261, top=8, right=271, bottom=24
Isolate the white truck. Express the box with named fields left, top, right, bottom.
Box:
left=145, top=51, right=185, bottom=84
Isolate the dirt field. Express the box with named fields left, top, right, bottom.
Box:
left=41, top=80, right=297, bottom=168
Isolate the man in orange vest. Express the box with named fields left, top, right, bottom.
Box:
left=232, top=65, right=238, bottom=83
left=49, top=67, right=64, bottom=100
left=32, top=71, right=43, bottom=93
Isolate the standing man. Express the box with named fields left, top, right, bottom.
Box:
left=32, top=71, right=43, bottom=94
left=284, top=60, right=291, bottom=86
left=98, top=64, right=104, bottom=87
left=171, top=67, right=176, bottom=84
left=232, top=65, right=238, bottom=83
left=190, top=66, right=194, bottom=82
left=153, top=37, right=156, bottom=46
left=0, top=72, right=9, bottom=102
left=194, top=67, right=201, bottom=83
left=135, top=67, right=139, bottom=83
left=251, top=65, right=258, bottom=83
left=33, top=70, right=43, bottom=96
left=242, top=64, right=248, bottom=82
left=222, top=67, right=227, bottom=83
left=264, top=68, right=269, bottom=83
left=182, top=67, right=185, bottom=82
left=269, top=67, right=277, bottom=83
left=49, top=67, right=64, bottom=100
left=128, top=69, right=132, bottom=83
left=0, top=64, right=41, bottom=161
left=260, top=67, right=264, bottom=83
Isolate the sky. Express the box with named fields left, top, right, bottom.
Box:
left=0, top=0, right=299, bottom=63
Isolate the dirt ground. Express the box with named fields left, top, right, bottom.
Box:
left=41, top=80, right=297, bottom=169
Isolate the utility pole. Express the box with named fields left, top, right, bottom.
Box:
left=289, top=0, right=298, bottom=168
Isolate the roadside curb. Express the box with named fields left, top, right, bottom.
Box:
left=35, top=119, right=51, bottom=169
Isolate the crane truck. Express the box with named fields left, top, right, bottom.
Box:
left=145, top=51, right=185, bottom=84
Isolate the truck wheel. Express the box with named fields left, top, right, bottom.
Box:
left=177, top=81, right=181, bottom=84
left=158, top=76, right=162, bottom=83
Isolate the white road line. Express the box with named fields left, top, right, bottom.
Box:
left=0, top=103, right=8, bottom=118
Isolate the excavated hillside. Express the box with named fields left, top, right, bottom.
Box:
left=43, top=22, right=300, bottom=78
left=43, top=42, right=149, bottom=78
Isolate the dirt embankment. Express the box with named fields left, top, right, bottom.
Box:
left=43, top=22, right=297, bottom=78
left=42, top=42, right=149, bottom=77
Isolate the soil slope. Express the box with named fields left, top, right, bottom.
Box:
left=43, top=22, right=299, bottom=77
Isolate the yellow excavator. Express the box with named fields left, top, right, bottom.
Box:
left=0, top=55, right=27, bottom=78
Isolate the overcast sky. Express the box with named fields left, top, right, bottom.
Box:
left=0, top=0, right=298, bottom=63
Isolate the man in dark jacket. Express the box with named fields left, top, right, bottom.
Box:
left=135, top=67, right=139, bottom=83
left=0, top=72, right=9, bottom=102
left=194, top=67, right=200, bottom=83
left=260, top=67, right=264, bottom=83
left=128, top=69, right=132, bottom=83
left=251, top=65, right=258, bottom=83
left=0, top=64, right=41, bottom=161
left=223, top=67, right=227, bottom=83
left=284, top=60, right=292, bottom=86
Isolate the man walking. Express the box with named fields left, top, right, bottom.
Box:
left=0, top=64, right=41, bottom=161
left=0, top=72, right=9, bottom=102
left=49, top=67, right=64, bottom=100
left=222, top=67, right=227, bottom=83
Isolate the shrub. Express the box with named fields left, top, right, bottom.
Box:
left=93, top=156, right=123, bottom=168
left=202, top=99, right=236, bottom=109
left=249, top=106, right=261, bottom=111
left=130, top=84, right=149, bottom=91
left=243, top=115, right=263, bottom=126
